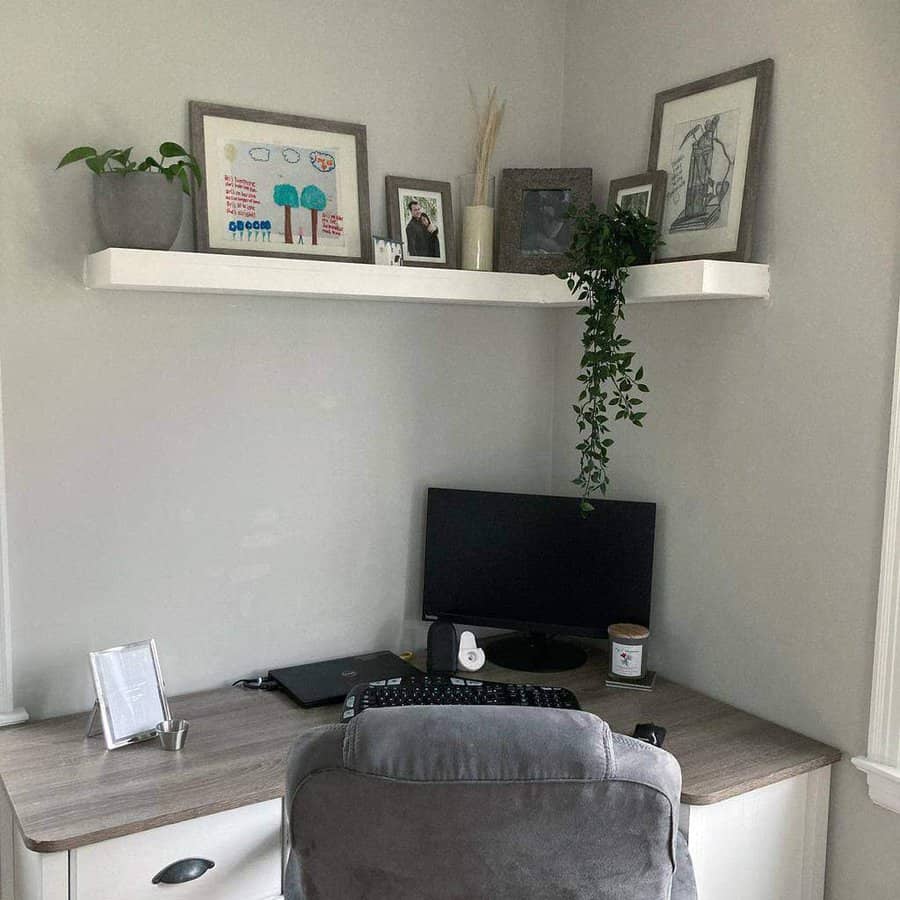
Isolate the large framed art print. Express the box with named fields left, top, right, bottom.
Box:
left=190, top=102, right=372, bottom=262
left=648, top=59, right=773, bottom=262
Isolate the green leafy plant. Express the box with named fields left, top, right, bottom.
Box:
left=563, top=204, right=662, bottom=515
left=56, top=142, right=202, bottom=195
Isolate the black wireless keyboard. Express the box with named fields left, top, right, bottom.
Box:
left=340, top=675, right=580, bottom=721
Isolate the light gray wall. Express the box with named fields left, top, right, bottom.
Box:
left=0, top=0, right=566, bottom=717
left=555, top=1, right=900, bottom=897
left=6, top=0, right=900, bottom=892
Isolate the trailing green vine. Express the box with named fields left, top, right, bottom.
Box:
left=562, top=204, right=661, bottom=515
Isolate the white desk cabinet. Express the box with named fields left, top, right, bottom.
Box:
left=680, top=767, right=832, bottom=900
left=7, top=799, right=283, bottom=900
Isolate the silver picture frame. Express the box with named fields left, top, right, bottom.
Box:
left=88, top=639, right=170, bottom=750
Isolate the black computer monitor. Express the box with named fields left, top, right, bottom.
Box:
left=422, top=488, right=656, bottom=671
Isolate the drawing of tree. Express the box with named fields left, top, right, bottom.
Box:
left=300, top=185, right=327, bottom=245
left=273, top=184, right=300, bottom=244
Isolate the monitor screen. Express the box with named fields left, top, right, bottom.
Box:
left=422, top=488, right=656, bottom=637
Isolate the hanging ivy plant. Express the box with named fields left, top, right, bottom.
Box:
left=562, top=204, right=662, bottom=515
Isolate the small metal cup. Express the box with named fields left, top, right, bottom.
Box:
left=157, top=719, right=189, bottom=751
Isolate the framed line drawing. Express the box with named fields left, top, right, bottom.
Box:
left=497, top=168, right=592, bottom=274
left=88, top=639, right=170, bottom=750
left=385, top=176, right=455, bottom=269
left=190, top=101, right=372, bottom=263
left=648, top=58, right=773, bottom=262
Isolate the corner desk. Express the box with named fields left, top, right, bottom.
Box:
left=0, top=647, right=840, bottom=900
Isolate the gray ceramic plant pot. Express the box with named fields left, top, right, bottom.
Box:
left=94, top=172, right=184, bottom=250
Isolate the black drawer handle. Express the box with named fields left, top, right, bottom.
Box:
left=152, top=858, right=215, bottom=885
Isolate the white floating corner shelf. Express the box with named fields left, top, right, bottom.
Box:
left=622, top=258, right=770, bottom=305
left=83, top=249, right=769, bottom=308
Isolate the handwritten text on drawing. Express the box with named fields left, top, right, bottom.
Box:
left=224, top=175, right=260, bottom=217
left=321, top=213, right=344, bottom=237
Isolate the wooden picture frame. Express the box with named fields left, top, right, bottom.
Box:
left=385, top=176, right=455, bottom=269
left=88, top=639, right=170, bottom=750
left=190, top=101, right=372, bottom=263
left=607, top=170, right=667, bottom=262
left=607, top=171, right=667, bottom=221
left=497, top=168, right=592, bottom=274
left=648, top=58, right=774, bottom=262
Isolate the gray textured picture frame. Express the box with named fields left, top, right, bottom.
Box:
left=497, top=168, right=592, bottom=274
left=648, top=58, right=774, bottom=263
left=189, top=101, right=372, bottom=263
left=385, top=175, right=456, bottom=269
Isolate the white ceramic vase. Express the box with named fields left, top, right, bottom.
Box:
left=461, top=205, right=494, bottom=271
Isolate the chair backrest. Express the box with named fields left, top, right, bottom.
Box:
left=286, top=706, right=695, bottom=900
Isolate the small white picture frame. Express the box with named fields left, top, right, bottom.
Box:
left=88, top=639, right=170, bottom=750
left=372, top=235, right=403, bottom=266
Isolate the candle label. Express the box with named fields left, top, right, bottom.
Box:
left=611, top=641, right=643, bottom=677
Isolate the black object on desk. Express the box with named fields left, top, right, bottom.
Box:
left=270, top=651, right=420, bottom=707
left=633, top=722, right=667, bottom=748
left=421, top=488, right=656, bottom=672
left=426, top=620, right=459, bottom=673
left=340, top=674, right=580, bottom=721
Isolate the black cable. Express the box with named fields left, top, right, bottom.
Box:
left=232, top=675, right=281, bottom=691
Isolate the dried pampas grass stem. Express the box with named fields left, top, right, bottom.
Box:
left=469, top=85, right=505, bottom=206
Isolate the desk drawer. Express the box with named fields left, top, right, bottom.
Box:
left=71, top=799, right=282, bottom=900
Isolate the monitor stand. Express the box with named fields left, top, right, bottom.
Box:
left=484, top=632, right=587, bottom=673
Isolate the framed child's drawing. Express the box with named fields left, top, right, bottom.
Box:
left=190, top=102, right=372, bottom=263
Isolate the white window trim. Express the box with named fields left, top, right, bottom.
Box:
left=0, top=358, right=27, bottom=727
left=852, top=298, right=900, bottom=811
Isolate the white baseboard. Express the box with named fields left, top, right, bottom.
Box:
left=852, top=756, right=900, bottom=814
left=0, top=708, right=28, bottom=727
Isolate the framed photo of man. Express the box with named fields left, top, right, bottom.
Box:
left=386, top=176, right=455, bottom=269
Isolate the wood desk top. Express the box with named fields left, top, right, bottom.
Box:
left=0, top=648, right=841, bottom=852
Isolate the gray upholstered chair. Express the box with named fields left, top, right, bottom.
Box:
left=285, top=706, right=697, bottom=900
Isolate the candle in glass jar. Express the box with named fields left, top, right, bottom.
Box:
left=608, top=623, right=650, bottom=679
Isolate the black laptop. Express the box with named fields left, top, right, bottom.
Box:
left=269, top=651, right=421, bottom=707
